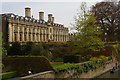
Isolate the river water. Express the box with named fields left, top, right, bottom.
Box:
left=97, top=68, right=120, bottom=78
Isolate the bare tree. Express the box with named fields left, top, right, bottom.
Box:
left=92, top=1, right=120, bottom=42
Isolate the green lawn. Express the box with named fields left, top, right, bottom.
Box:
left=0, top=71, right=18, bottom=79
left=50, top=62, right=80, bottom=73
left=50, top=62, right=64, bottom=68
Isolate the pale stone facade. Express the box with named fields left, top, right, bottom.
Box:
left=1, top=7, right=69, bottom=44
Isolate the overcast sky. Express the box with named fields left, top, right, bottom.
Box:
left=1, top=0, right=103, bottom=32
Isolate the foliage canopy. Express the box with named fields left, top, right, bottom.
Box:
left=72, top=2, right=104, bottom=53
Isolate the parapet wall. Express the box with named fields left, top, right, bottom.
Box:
left=55, top=60, right=115, bottom=78
left=78, top=60, right=115, bottom=78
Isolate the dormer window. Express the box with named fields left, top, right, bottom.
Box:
left=21, top=17, right=24, bottom=20
left=30, top=18, right=32, bottom=21
left=35, top=20, right=37, bottom=23
left=25, top=17, right=28, bottom=20
left=37, top=20, right=39, bottom=23
left=11, top=14, right=14, bottom=17
left=40, top=20, right=42, bottom=24
left=15, top=15, right=19, bottom=19
left=42, top=21, right=45, bottom=24
left=33, top=19, right=35, bottom=22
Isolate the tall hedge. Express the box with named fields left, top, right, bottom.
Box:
left=2, top=56, right=53, bottom=76
left=64, top=56, right=80, bottom=63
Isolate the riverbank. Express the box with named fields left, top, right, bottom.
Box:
left=96, top=62, right=120, bottom=78
left=54, top=60, right=115, bottom=78
left=61, top=60, right=115, bottom=78
left=77, top=60, right=115, bottom=78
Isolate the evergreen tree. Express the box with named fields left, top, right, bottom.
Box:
left=0, top=32, right=7, bottom=57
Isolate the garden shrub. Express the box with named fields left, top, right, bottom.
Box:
left=63, top=55, right=93, bottom=63
left=90, top=57, right=98, bottom=63
left=113, top=44, right=120, bottom=61
left=50, top=57, right=63, bottom=62
left=54, top=56, right=109, bottom=75
left=2, top=56, right=53, bottom=75
left=63, top=56, right=80, bottom=63
left=99, top=55, right=108, bottom=62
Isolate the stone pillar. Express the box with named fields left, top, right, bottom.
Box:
left=60, top=30, right=62, bottom=42
left=31, top=28, right=33, bottom=42
left=56, top=30, right=58, bottom=41
left=66, top=31, right=67, bottom=41
left=66, top=31, right=68, bottom=41
left=39, top=28, right=41, bottom=42
left=44, top=28, right=47, bottom=42
left=59, top=30, right=61, bottom=42
left=22, top=26, right=24, bottom=42
left=8, top=23, right=12, bottom=42
left=62, top=32, right=64, bottom=42
left=34, top=28, right=37, bottom=42
left=63, top=32, right=65, bottom=42
left=65, top=31, right=66, bottom=41
left=17, top=25, right=20, bottom=41
left=64, top=31, right=65, bottom=42
left=38, top=28, right=40, bottom=42
left=12, top=25, right=15, bottom=42
left=41, top=28, right=44, bottom=42
left=55, top=30, right=57, bottom=42
left=26, top=27, right=29, bottom=41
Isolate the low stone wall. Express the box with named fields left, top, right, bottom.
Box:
left=55, top=60, right=115, bottom=78
left=78, top=60, right=115, bottom=78
left=9, top=71, right=55, bottom=80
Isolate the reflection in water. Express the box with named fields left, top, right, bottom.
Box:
left=97, top=68, right=120, bottom=78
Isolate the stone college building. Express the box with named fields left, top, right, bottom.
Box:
left=1, top=7, right=69, bottom=45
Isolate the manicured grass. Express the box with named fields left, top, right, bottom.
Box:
left=50, top=62, right=64, bottom=68
left=50, top=62, right=80, bottom=73
left=0, top=71, right=18, bottom=79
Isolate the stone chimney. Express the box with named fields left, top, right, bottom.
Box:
left=39, top=12, right=44, bottom=20
left=25, top=7, right=31, bottom=18
left=52, top=17, right=54, bottom=23
left=48, top=14, right=52, bottom=22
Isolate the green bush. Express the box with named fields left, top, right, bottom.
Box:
left=90, top=57, right=98, bottom=62
left=53, top=63, right=80, bottom=73
left=50, top=57, right=63, bottom=62
left=3, top=56, right=53, bottom=75
left=113, top=44, right=120, bottom=61
left=63, top=55, right=80, bottom=63
left=64, top=55, right=92, bottom=63
left=53, top=56, right=109, bottom=74
left=99, top=56, right=108, bottom=62
left=0, top=71, right=18, bottom=79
